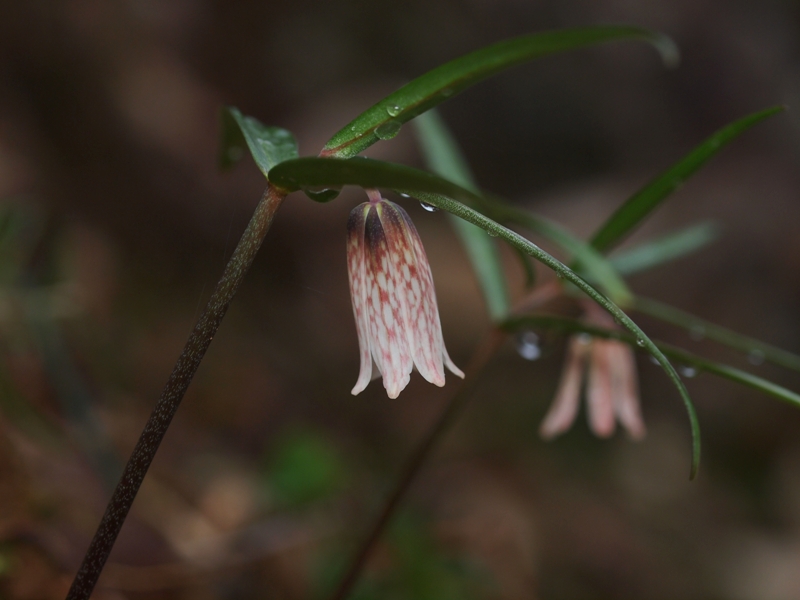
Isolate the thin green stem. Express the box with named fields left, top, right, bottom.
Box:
left=65, top=184, right=286, bottom=600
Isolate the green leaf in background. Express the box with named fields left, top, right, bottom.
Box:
left=265, top=430, right=347, bottom=507
left=219, top=106, right=299, bottom=179
left=609, top=221, right=720, bottom=276
left=268, top=156, right=701, bottom=478
left=414, top=111, right=510, bottom=322
left=634, top=296, right=800, bottom=373
left=589, top=106, right=785, bottom=253
left=322, top=26, right=678, bottom=159
left=502, top=314, right=800, bottom=408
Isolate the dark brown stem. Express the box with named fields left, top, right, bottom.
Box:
left=65, top=184, right=286, bottom=600
left=328, top=329, right=505, bottom=600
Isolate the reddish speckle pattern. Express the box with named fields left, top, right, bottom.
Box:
left=347, top=196, right=464, bottom=398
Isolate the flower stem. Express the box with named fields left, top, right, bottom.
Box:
left=65, top=184, right=286, bottom=600
left=328, top=329, right=505, bottom=600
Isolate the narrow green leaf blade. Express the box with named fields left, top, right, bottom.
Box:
left=635, top=296, right=800, bottom=373
left=219, top=107, right=299, bottom=179
left=322, top=26, right=678, bottom=159
left=502, top=314, right=800, bottom=408
left=610, top=222, right=720, bottom=276
left=589, top=106, right=785, bottom=253
left=269, top=156, right=700, bottom=478
left=414, top=111, right=510, bottom=322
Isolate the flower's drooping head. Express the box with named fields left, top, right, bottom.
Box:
left=539, top=300, right=646, bottom=441
left=347, top=190, right=464, bottom=398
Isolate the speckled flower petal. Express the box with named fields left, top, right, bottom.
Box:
left=347, top=203, right=373, bottom=396
left=540, top=335, right=590, bottom=440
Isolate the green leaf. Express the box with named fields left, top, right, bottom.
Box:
left=414, top=111, right=510, bottom=322
left=589, top=106, right=785, bottom=253
left=321, top=26, right=678, bottom=159
left=493, top=202, right=632, bottom=306
left=634, top=296, right=800, bottom=373
left=609, top=221, right=720, bottom=276
left=269, top=156, right=700, bottom=478
left=219, top=106, right=299, bottom=179
left=501, top=314, right=800, bottom=408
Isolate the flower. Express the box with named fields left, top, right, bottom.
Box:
left=539, top=300, right=646, bottom=440
left=347, top=190, right=464, bottom=398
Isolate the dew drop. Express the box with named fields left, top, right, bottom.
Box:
left=679, top=365, right=698, bottom=378
left=515, top=331, right=542, bottom=361
left=747, top=348, right=766, bottom=366
left=399, top=192, right=411, bottom=198
left=387, top=104, right=402, bottom=117
left=375, top=119, right=402, bottom=140
left=636, top=338, right=646, bottom=347
left=419, top=201, right=439, bottom=212
left=689, top=325, right=706, bottom=341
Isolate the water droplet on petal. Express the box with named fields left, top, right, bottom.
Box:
left=679, top=365, right=697, bottom=378
left=689, top=325, right=706, bottom=341
left=387, top=104, right=402, bottom=117
left=747, top=349, right=766, bottom=366
left=515, top=331, right=541, bottom=361
left=375, top=119, right=402, bottom=140
left=419, top=201, right=439, bottom=212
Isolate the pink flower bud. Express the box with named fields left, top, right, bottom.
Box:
left=347, top=191, right=464, bottom=398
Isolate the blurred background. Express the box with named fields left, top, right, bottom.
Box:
left=1, top=1, right=800, bottom=598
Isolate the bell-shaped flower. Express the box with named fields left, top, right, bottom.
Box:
left=347, top=190, right=464, bottom=398
left=539, top=300, right=646, bottom=440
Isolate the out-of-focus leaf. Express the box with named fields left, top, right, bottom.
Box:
left=219, top=106, right=299, bottom=178
left=269, top=156, right=700, bottom=478
left=266, top=431, right=346, bottom=507
left=610, top=222, right=720, bottom=275
left=414, top=111, right=510, bottom=322
left=589, top=106, right=785, bottom=253
left=322, top=27, right=678, bottom=159
left=635, top=296, right=800, bottom=373
left=502, top=314, right=800, bottom=408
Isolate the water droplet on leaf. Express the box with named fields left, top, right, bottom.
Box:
left=636, top=338, right=646, bottom=347
left=515, top=331, right=541, bottom=361
left=387, top=104, right=402, bottom=117
left=747, top=349, right=766, bottom=366
left=304, top=188, right=341, bottom=203
left=375, top=119, right=402, bottom=140
left=419, top=201, right=439, bottom=212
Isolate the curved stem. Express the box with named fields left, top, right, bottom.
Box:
left=65, top=184, right=286, bottom=600
left=329, top=329, right=503, bottom=600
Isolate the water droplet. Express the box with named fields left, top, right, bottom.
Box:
left=636, top=338, right=646, bottom=347
left=419, top=201, right=439, bottom=212
left=689, top=325, right=705, bottom=341
left=747, top=349, right=766, bottom=366
left=515, top=331, right=541, bottom=361
left=487, top=230, right=499, bottom=237
left=399, top=192, right=411, bottom=198
left=304, top=188, right=341, bottom=202
left=375, top=119, right=402, bottom=140
left=387, top=104, right=402, bottom=117
left=679, top=365, right=698, bottom=378
left=556, top=273, right=564, bottom=279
